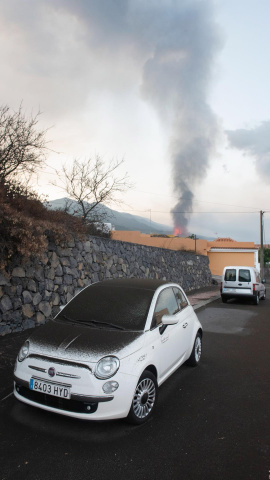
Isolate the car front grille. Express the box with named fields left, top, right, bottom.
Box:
left=15, top=383, right=98, bottom=414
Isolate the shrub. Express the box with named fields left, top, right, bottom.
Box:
left=0, top=180, right=86, bottom=268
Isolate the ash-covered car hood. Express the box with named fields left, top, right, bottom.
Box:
left=27, top=320, right=144, bottom=362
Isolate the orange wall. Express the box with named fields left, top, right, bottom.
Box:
left=111, top=231, right=258, bottom=276
left=208, top=252, right=255, bottom=276
left=111, top=231, right=208, bottom=255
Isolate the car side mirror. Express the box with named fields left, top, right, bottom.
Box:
left=162, top=314, right=179, bottom=325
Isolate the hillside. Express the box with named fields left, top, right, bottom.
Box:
left=46, top=198, right=172, bottom=234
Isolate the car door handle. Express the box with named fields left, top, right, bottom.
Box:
left=161, top=336, right=169, bottom=343
left=183, top=323, right=188, bottom=328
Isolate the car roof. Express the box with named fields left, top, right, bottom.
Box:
left=90, top=278, right=175, bottom=291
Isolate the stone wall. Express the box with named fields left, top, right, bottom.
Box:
left=0, top=236, right=212, bottom=335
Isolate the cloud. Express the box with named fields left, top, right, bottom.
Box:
left=226, top=121, right=270, bottom=180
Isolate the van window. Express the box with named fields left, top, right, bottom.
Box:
left=225, top=269, right=236, bottom=281
left=239, top=269, right=251, bottom=282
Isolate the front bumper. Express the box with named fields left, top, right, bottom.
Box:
left=13, top=354, right=138, bottom=420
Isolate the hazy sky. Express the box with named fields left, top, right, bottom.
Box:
left=1, top=0, right=270, bottom=242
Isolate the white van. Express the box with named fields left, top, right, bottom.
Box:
left=220, top=266, right=266, bottom=305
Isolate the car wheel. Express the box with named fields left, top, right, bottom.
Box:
left=262, top=290, right=266, bottom=300
left=221, top=296, right=227, bottom=303
left=253, top=294, right=259, bottom=305
left=126, top=371, right=158, bottom=425
left=186, top=332, right=202, bottom=367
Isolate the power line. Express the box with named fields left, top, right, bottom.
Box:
left=118, top=209, right=260, bottom=214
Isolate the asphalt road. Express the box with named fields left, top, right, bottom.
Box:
left=0, top=296, right=269, bottom=480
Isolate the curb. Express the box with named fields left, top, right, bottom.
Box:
left=192, top=295, right=220, bottom=311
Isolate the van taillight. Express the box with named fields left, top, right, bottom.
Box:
left=253, top=283, right=256, bottom=292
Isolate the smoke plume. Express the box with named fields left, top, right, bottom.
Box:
left=140, top=1, right=223, bottom=235
left=226, top=121, right=270, bottom=181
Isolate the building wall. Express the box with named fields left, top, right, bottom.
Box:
left=208, top=251, right=256, bottom=275
left=111, top=231, right=208, bottom=255
left=111, top=232, right=259, bottom=276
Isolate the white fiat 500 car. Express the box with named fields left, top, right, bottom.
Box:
left=14, top=279, right=203, bottom=424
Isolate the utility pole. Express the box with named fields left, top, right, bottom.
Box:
left=260, top=210, right=265, bottom=280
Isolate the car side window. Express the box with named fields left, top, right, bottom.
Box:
left=173, top=287, right=188, bottom=310
left=151, top=287, right=179, bottom=329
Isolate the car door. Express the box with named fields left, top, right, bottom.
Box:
left=150, top=287, right=190, bottom=379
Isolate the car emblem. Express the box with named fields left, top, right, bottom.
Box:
left=48, top=367, right=56, bottom=377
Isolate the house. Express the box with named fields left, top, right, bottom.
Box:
left=207, top=238, right=259, bottom=275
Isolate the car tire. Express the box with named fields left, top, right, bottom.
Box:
left=221, top=296, right=227, bottom=303
left=126, top=371, right=158, bottom=425
left=186, top=332, right=202, bottom=367
left=262, top=290, right=266, bottom=300
left=253, top=294, right=259, bottom=305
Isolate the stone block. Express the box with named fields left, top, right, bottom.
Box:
left=83, top=241, right=91, bottom=253
left=22, top=318, right=35, bottom=330
left=0, top=273, right=10, bottom=286
left=33, top=292, right=42, bottom=306
left=0, top=295, right=12, bottom=313
left=0, top=323, right=11, bottom=336
left=51, top=293, right=60, bottom=306
left=22, top=291, right=33, bottom=304
left=63, top=275, right=73, bottom=285
left=27, top=279, right=37, bottom=292
left=55, top=264, right=63, bottom=276
left=45, top=279, right=54, bottom=292
left=50, top=251, right=60, bottom=268
left=22, top=304, right=35, bottom=318
left=36, top=312, right=46, bottom=324
left=34, top=267, right=45, bottom=282
left=60, top=258, right=70, bottom=267
left=12, top=267, right=25, bottom=278
left=46, top=267, right=55, bottom=280
left=39, top=302, right=52, bottom=318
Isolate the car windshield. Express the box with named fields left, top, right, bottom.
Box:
left=56, top=284, right=154, bottom=331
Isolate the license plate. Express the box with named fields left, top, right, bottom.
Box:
left=30, top=378, right=71, bottom=399
left=223, top=288, right=236, bottom=292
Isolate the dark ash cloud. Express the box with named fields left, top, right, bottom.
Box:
left=226, top=121, right=270, bottom=180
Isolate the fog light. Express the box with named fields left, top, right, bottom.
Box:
left=102, top=381, right=119, bottom=394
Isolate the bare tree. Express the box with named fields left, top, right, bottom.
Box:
left=0, top=104, right=48, bottom=182
left=53, top=156, right=132, bottom=223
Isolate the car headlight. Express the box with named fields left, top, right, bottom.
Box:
left=18, top=341, right=30, bottom=362
left=95, top=356, right=120, bottom=379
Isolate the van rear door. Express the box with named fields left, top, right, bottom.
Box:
left=223, top=268, right=253, bottom=295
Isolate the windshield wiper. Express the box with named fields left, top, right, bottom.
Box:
left=82, top=320, right=126, bottom=330
left=56, top=314, right=125, bottom=330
